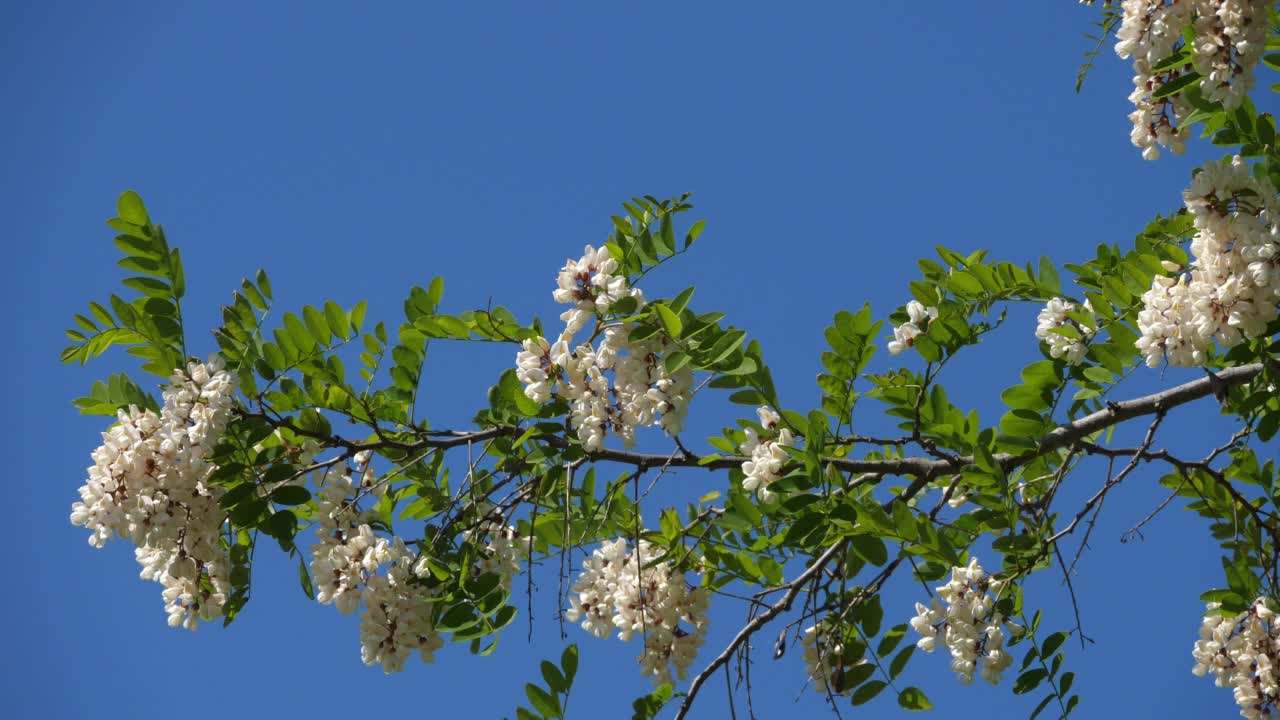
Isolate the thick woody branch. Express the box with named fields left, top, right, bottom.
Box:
left=240, top=362, right=1261, bottom=483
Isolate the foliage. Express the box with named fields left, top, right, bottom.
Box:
left=64, top=6, right=1280, bottom=719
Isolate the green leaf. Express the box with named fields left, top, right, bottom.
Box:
left=256, top=269, right=273, bottom=299
left=169, top=247, right=185, bottom=299
left=298, top=555, right=315, bottom=600
left=117, top=191, right=151, bottom=226
left=1060, top=671, right=1075, bottom=695
left=669, top=286, right=695, bottom=315
left=889, top=644, right=915, bottom=679
left=729, top=389, right=766, bottom=406
left=263, top=510, right=298, bottom=550
left=540, top=661, right=567, bottom=694
left=849, top=534, right=888, bottom=566
left=263, top=343, right=287, bottom=371
left=1081, top=366, right=1113, bottom=384
left=123, top=276, right=171, bottom=298
left=560, top=644, right=579, bottom=683
left=851, top=680, right=887, bottom=706
left=1040, top=630, right=1069, bottom=658
left=1014, top=668, right=1049, bottom=695
left=1152, top=71, right=1201, bottom=99
left=118, top=255, right=164, bottom=277
left=839, top=662, right=877, bottom=692
left=303, top=305, right=332, bottom=346
left=685, top=219, right=706, bottom=248
left=325, top=301, right=351, bottom=340
left=437, top=604, right=480, bottom=632
left=500, top=368, right=542, bottom=417
left=1038, top=257, right=1061, bottom=294
left=1030, top=694, right=1056, bottom=720
left=271, top=486, right=312, bottom=505
left=631, top=684, right=674, bottom=720
left=1001, top=408, right=1046, bottom=438
left=655, top=303, right=682, bottom=338
left=88, top=302, right=113, bottom=327
left=1200, top=588, right=1246, bottom=608
left=947, top=270, right=983, bottom=295
left=350, top=300, right=367, bottom=331
left=1002, top=385, right=1050, bottom=412
left=897, top=687, right=932, bottom=711
left=665, top=351, right=690, bottom=374
left=284, top=312, right=316, bottom=353
left=891, top=501, right=918, bottom=542
left=876, top=624, right=907, bottom=658
left=1151, top=49, right=1191, bottom=73
left=525, top=684, right=561, bottom=719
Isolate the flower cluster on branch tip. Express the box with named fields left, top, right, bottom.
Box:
left=1116, top=0, right=1270, bottom=160
left=517, top=245, right=693, bottom=451
left=1194, top=599, right=1280, bottom=719
left=71, top=357, right=236, bottom=630
left=910, top=558, right=1019, bottom=686
left=565, top=538, right=711, bottom=686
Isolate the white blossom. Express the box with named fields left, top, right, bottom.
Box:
left=309, top=466, right=444, bottom=672
left=887, top=301, right=937, bottom=355
left=464, top=519, right=532, bottom=592
left=565, top=538, right=710, bottom=686
left=515, top=245, right=693, bottom=451
left=909, top=558, right=1016, bottom=686
left=1115, top=0, right=1270, bottom=159
left=1191, top=0, right=1270, bottom=109
left=802, top=616, right=859, bottom=695
left=1035, top=297, right=1096, bottom=365
left=516, top=336, right=554, bottom=403
left=740, top=406, right=794, bottom=503
left=1192, top=599, right=1280, bottom=718
left=70, top=356, right=237, bottom=630
left=1137, top=155, right=1280, bottom=367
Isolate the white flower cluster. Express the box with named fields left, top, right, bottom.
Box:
left=739, top=406, right=795, bottom=503
left=1115, top=0, right=1270, bottom=160
left=1137, top=155, right=1280, bottom=367
left=309, top=467, right=444, bottom=673
left=1191, top=0, right=1270, bottom=109
left=887, top=300, right=938, bottom=355
left=464, top=519, right=531, bottom=592
left=1193, top=599, right=1280, bottom=719
left=516, top=245, right=693, bottom=450
left=909, top=558, right=1017, bottom=685
left=70, top=356, right=236, bottom=630
left=801, top=616, right=865, bottom=695
left=565, top=538, right=711, bottom=686
left=1034, top=297, right=1096, bottom=365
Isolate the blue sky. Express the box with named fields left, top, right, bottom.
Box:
left=4, top=2, right=1275, bottom=718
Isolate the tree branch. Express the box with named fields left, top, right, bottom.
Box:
left=241, top=362, right=1262, bottom=482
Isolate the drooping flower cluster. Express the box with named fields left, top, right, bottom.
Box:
left=887, top=300, right=938, bottom=355
left=909, top=558, right=1017, bottom=685
left=309, top=466, right=444, bottom=672
left=1193, top=599, right=1280, bottom=718
left=1034, top=297, right=1096, bottom=365
left=516, top=245, right=693, bottom=450
left=1115, top=0, right=1270, bottom=160
left=70, top=356, right=236, bottom=630
left=565, top=538, right=711, bottom=686
left=739, top=406, right=795, bottom=503
left=801, top=616, right=871, bottom=695
left=1136, top=155, right=1280, bottom=367
left=464, top=518, right=531, bottom=592
left=1191, top=0, right=1270, bottom=109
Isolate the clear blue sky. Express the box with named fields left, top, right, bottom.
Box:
left=4, top=2, right=1274, bottom=718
